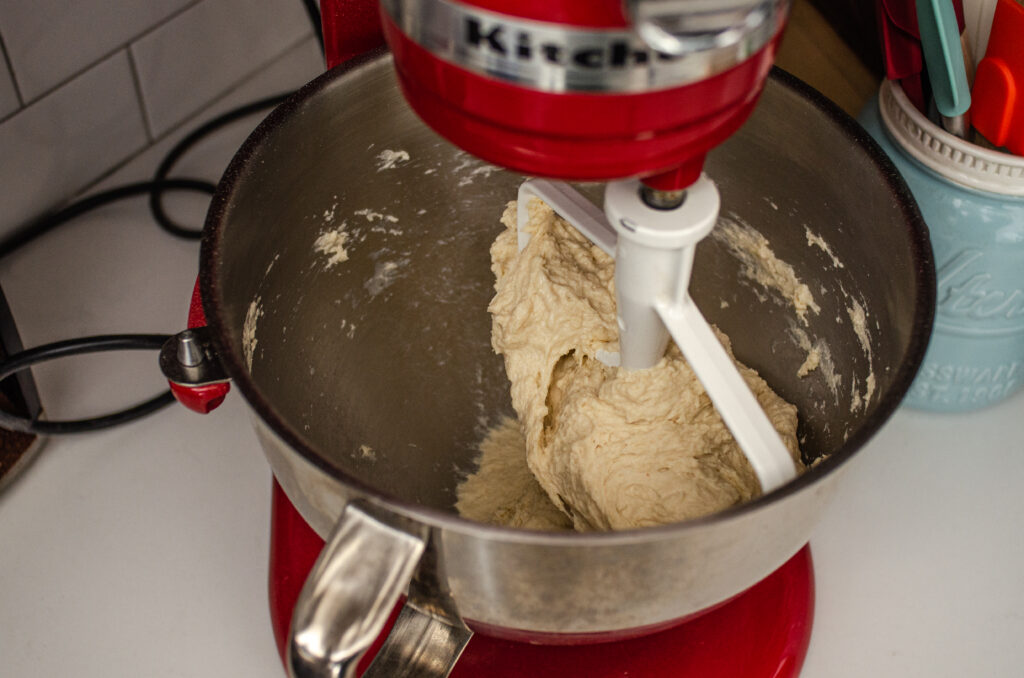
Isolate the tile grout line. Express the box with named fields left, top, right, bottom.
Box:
left=4, top=0, right=310, bottom=120
left=0, top=48, right=142, bottom=129
left=9, top=0, right=207, bottom=109
left=134, top=0, right=206, bottom=43
left=1, top=32, right=321, bottom=225
left=0, top=6, right=317, bottom=238
left=145, top=31, right=317, bottom=141
left=125, top=46, right=155, bottom=143
left=72, top=35, right=321, bottom=201
left=0, top=26, right=24, bottom=113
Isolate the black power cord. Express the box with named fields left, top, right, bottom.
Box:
left=0, top=335, right=174, bottom=434
left=0, top=0, right=324, bottom=434
left=0, top=118, right=290, bottom=434
left=0, top=178, right=215, bottom=258
left=149, top=93, right=289, bottom=240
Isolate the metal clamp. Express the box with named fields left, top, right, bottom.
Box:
left=159, top=327, right=228, bottom=387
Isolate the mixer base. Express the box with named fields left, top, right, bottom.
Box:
left=267, top=480, right=814, bottom=677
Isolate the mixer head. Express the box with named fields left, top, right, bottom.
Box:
left=380, top=0, right=791, bottom=190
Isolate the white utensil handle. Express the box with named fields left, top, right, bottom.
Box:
left=655, top=296, right=798, bottom=493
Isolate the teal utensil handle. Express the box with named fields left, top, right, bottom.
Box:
left=918, top=0, right=972, bottom=116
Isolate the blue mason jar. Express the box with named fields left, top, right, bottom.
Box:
left=860, top=81, right=1024, bottom=412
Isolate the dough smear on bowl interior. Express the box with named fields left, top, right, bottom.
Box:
left=456, top=198, right=804, bottom=532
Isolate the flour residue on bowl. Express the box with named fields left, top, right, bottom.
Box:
left=358, top=444, right=377, bottom=462
left=714, top=217, right=838, bottom=390
left=845, top=298, right=877, bottom=410
left=375, top=149, right=410, bottom=171
left=797, top=345, right=820, bottom=378
left=790, top=325, right=841, bottom=397
left=243, top=296, right=263, bottom=372
left=451, top=149, right=500, bottom=187
left=355, top=208, right=399, bottom=224
left=784, top=224, right=877, bottom=412
left=355, top=208, right=404, bottom=236
left=264, top=253, right=281, bottom=276
left=364, top=258, right=410, bottom=297
left=849, top=373, right=877, bottom=414
left=458, top=165, right=499, bottom=187
left=714, top=217, right=820, bottom=324
left=863, top=374, right=877, bottom=409
left=847, top=299, right=872, bottom=357
left=314, top=223, right=350, bottom=268
left=805, top=225, right=844, bottom=269
left=321, top=197, right=339, bottom=222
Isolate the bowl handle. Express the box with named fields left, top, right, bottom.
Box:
left=287, top=501, right=472, bottom=678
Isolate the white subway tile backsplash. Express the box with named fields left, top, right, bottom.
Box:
left=93, top=37, right=324, bottom=236
left=0, top=0, right=195, bottom=102
left=0, top=51, right=148, bottom=238
left=99, top=37, right=323, bottom=189
left=0, top=54, right=18, bottom=119
left=131, top=0, right=313, bottom=138
left=0, top=1, right=322, bottom=240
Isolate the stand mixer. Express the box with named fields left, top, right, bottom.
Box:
left=277, top=1, right=809, bottom=676
left=157, top=1, right=934, bottom=676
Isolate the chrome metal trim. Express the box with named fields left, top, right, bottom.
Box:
left=159, top=327, right=229, bottom=387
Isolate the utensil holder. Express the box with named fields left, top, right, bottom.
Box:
left=860, top=80, right=1024, bottom=412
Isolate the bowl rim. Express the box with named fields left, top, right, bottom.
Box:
left=200, top=47, right=936, bottom=546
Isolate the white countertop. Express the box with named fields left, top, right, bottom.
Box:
left=1, top=71, right=1022, bottom=678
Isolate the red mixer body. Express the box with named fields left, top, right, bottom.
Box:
left=320, top=0, right=385, bottom=67
left=323, top=0, right=786, bottom=190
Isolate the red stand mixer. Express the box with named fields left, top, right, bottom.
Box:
left=270, top=1, right=813, bottom=676
left=160, top=0, right=933, bottom=676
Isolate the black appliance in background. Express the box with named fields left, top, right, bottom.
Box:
left=809, top=0, right=886, bottom=79
left=0, top=284, right=42, bottom=492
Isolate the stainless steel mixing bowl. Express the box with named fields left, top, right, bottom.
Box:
left=200, top=49, right=934, bottom=677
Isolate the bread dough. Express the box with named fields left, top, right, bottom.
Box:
left=460, top=198, right=803, bottom=531
left=455, top=417, right=573, bottom=530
